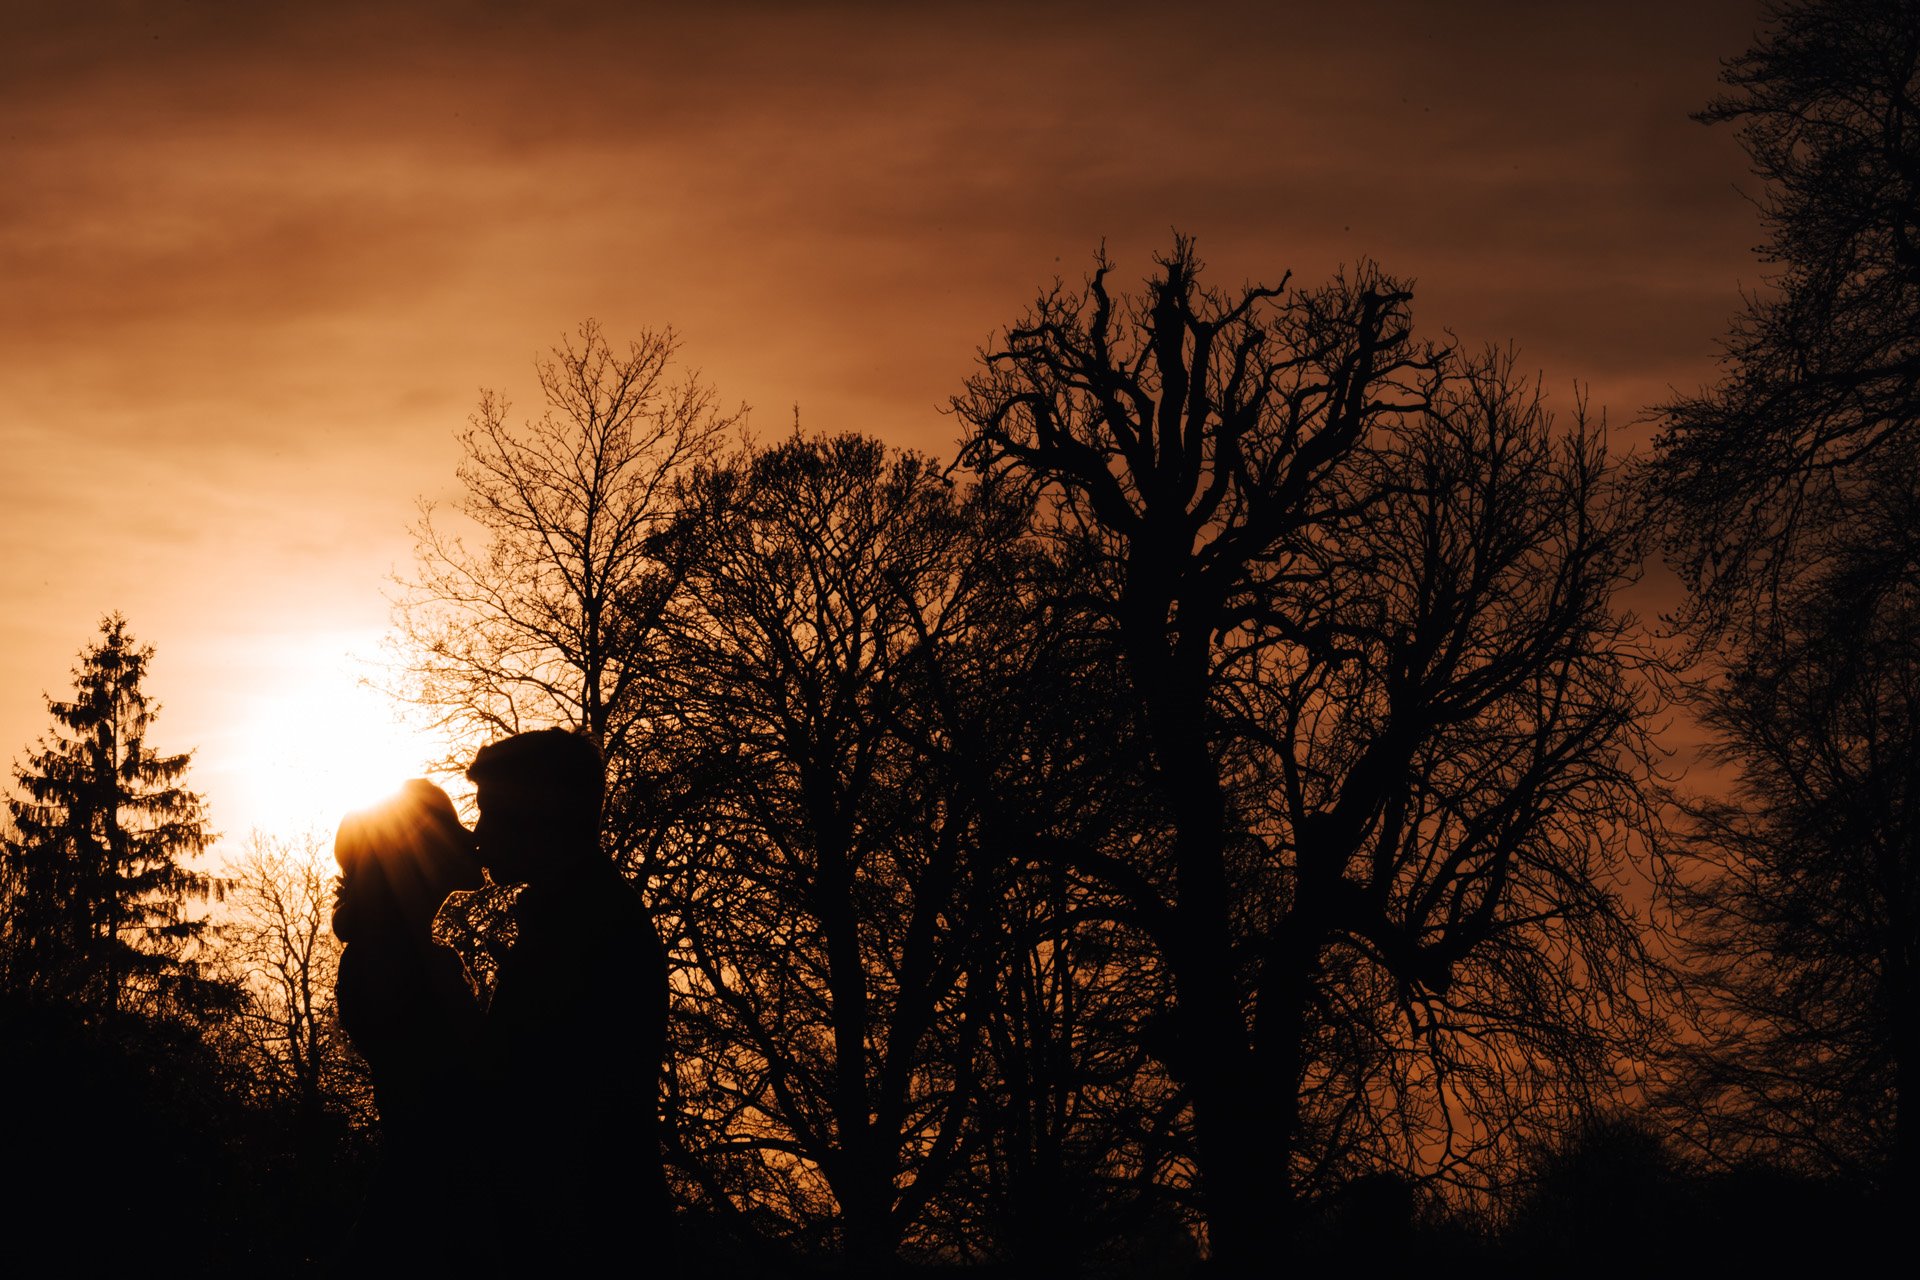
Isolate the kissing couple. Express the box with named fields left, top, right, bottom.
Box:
left=330, top=728, right=673, bottom=1271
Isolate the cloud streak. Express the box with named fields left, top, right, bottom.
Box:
left=1, top=0, right=1766, bottom=836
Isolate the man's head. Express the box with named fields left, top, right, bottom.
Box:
left=465, top=728, right=604, bottom=884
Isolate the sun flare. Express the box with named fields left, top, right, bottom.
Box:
left=227, top=643, right=453, bottom=840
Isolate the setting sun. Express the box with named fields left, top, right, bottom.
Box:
left=222, top=636, right=453, bottom=840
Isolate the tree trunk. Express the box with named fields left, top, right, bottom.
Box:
left=1181, top=978, right=1285, bottom=1273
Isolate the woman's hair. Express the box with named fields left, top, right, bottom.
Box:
left=333, top=779, right=482, bottom=943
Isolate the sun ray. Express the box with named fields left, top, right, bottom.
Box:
left=225, top=635, right=453, bottom=842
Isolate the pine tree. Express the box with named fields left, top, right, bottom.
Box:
left=1, top=614, right=227, bottom=1019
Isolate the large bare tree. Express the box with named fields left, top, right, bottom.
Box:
left=955, top=241, right=1658, bottom=1267
left=652, top=433, right=1029, bottom=1267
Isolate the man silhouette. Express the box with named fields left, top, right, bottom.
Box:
left=466, top=728, right=672, bottom=1268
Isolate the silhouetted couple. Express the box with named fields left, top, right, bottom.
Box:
left=331, top=729, right=671, bottom=1271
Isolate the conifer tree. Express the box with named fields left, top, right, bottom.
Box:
left=0, top=614, right=227, bottom=1019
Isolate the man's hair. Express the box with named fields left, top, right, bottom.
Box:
left=466, top=728, right=605, bottom=829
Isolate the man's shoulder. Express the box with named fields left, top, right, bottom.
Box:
left=568, top=865, right=653, bottom=925
left=588, top=875, right=664, bottom=961
left=511, top=868, right=662, bottom=958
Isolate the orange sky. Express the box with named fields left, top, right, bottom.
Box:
left=1, top=0, right=1764, bottom=843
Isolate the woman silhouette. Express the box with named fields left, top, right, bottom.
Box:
left=332, top=778, right=485, bottom=1266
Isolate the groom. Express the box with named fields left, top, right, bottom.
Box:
left=466, top=728, right=672, bottom=1267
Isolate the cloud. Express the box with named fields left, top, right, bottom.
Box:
left=0, top=0, right=1766, bottom=830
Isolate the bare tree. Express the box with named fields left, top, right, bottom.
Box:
left=1648, top=0, right=1920, bottom=636
left=930, top=545, right=1201, bottom=1271
left=215, top=830, right=366, bottom=1126
left=1662, top=521, right=1920, bottom=1191
left=1645, top=0, right=1920, bottom=1204
left=955, top=241, right=1659, bottom=1266
left=392, top=318, right=742, bottom=866
left=1249, top=359, right=1657, bottom=1201
left=653, top=433, right=1028, bottom=1267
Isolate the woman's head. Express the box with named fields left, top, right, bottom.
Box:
left=333, top=779, right=482, bottom=942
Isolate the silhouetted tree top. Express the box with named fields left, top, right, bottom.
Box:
left=217, top=831, right=364, bottom=1127
left=1649, top=0, right=1920, bottom=634
left=2, top=614, right=227, bottom=1022
left=392, top=318, right=742, bottom=872
left=956, top=238, right=1431, bottom=592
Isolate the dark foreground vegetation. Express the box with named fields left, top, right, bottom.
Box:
left=0, top=999, right=1904, bottom=1273
left=4, top=2, right=1918, bottom=1271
